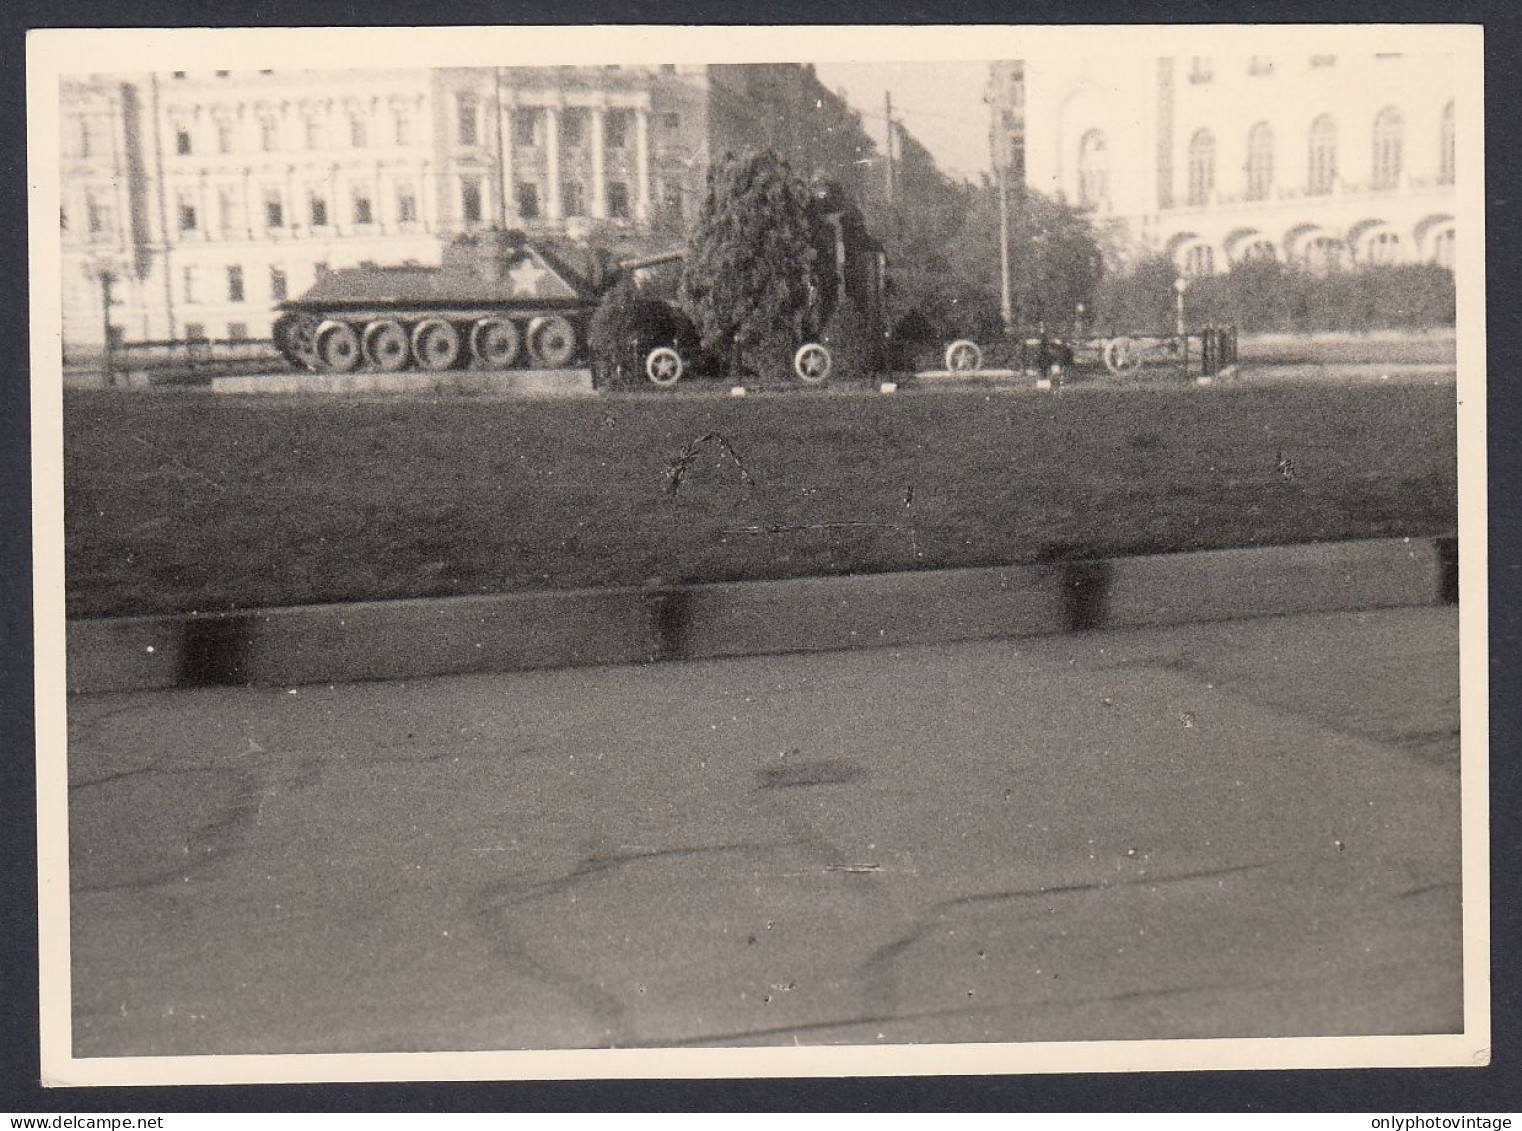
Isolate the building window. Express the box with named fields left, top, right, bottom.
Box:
left=395, top=112, right=413, bottom=147
left=1431, top=227, right=1455, bottom=269
left=1304, top=235, right=1345, bottom=274
left=1189, top=57, right=1213, bottom=83
left=1308, top=114, right=1337, bottom=195
left=352, top=186, right=374, bottom=225
left=1310, top=54, right=1337, bottom=68
left=1248, top=56, right=1274, bottom=76
left=1077, top=129, right=1107, bottom=209
left=350, top=115, right=367, bottom=148
left=178, top=198, right=198, bottom=232
left=227, top=265, right=245, bottom=302
left=309, top=191, right=328, bottom=228
left=217, top=119, right=234, bottom=153
left=59, top=205, right=67, bottom=232
left=513, top=109, right=538, bottom=148
left=1439, top=101, right=1455, bottom=185
left=607, top=181, right=630, bottom=219
left=605, top=110, right=630, bottom=149
left=171, top=71, right=186, bottom=80
left=85, top=193, right=109, bottom=238
left=227, top=322, right=248, bottom=341
left=660, top=64, right=677, bottom=74
left=397, top=182, right=417, bottom=224
left=1183, top=244, right=1214, bottom=278
left=260, top=116, right=279, bottom=151
left=269, top=266, right=288, bottom=300
left=215, top=70, right=230, bottom=78
left=1245, top=121, right=1274, bottom=201
left=662, top=112, right=680, bottom=131
left=183, top=322, right=205, bottom=341
left=183, top=266, right=200, bottom=304
left=175, top=125, right=192, bottom=155
left=306, top=116, right=327, bottom=150
left=77, top=118, right=93, bottom=158
left=461, top=176, right=483, bottom=225
left=562, top=180, right=585, bottom=217
left=562, top=111, right=585, bottom=147
left=218, top=187, right=237, bottom=235
left=1187, top=129, right=1215, bottom=206
left=516, top=181, right=540, bottom=219
left=264, top=189, right=284, bottom=229
left=1239, top=239, right=1277, bottom=263
left=1364, top=230, right=1401, bottom=264
left=663, top=177, right=685, bottom=221
left=1372, top=106, right=1404, bottom=190
left=457, top=94, right=479, bottom=147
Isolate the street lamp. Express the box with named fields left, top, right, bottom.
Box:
left=1173, top=276, right=1189, bottom=338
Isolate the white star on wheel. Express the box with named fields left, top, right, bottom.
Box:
left=802, top=352, right=825, bottom=375
left=655, top=355, right=678, bottom=377
left=506, top=256, right=551, bottom=296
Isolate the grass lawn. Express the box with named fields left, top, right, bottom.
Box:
left=63, top=381, right=1457, bottom=619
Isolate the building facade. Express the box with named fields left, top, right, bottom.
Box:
left=59, top=65, right=724, bottom=356
left=989, top=53, right=1457, bottom=277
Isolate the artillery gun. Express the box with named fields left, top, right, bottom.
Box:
left=271, top=231, right=683, bottom=375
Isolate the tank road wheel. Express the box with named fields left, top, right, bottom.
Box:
left=279, top=314, right=321, bottom=371
left=529, top=315, right=577, bottom=369
left=412, top=318, right=462, bottom=372
left=944, top=338, right=983, bottom=373
left=793, top=342, right=832, bottom=384
left=1103, top=336, right=1143, bottom=375
left=644, top=346, right=684, bottom=387
left=316, top=321, right=362, bottom=373
left=363, top=320, right=411, bottom=372
left=472, top=318, right=521, bottom=370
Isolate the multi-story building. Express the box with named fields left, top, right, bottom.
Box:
left=58, top=65, right=732, bottom=356
left=989, top=53, right=1457, bottom=277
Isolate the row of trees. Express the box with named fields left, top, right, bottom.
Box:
left=591, top=133, right=1454, bottom=377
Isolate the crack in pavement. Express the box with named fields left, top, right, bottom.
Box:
left=861, top=860, right=1273, bottom=1018
left=465, top=840, right=791, bottom=1047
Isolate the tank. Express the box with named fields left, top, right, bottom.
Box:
left=271, top=230, right=681, bottom=374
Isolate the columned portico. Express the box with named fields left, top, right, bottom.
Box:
left=544, top=102, right=562, bottom=222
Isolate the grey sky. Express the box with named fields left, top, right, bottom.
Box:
left=811, top=60, right=993, bottom=182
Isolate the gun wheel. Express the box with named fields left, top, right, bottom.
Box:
left=944, top=339, right=983, bottom=373
left=793, top=342, right=832, bottom=384
left=644, top=346, right=684, bottom=387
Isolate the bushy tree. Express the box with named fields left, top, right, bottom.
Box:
left=877, top=176, right=1106, bottom=343
left=679, top=150, right=825, bottom=375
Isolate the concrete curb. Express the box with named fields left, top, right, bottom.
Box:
left=66, top=535, right=1457, bottom=695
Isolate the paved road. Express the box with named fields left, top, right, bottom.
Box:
left=65, top=607, right=1462, bottom=1056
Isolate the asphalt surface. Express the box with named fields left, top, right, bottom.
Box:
left=66, top=607, right=1463, bottom=1056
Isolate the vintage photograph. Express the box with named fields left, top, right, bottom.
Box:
left=32, top=24, right=1486, bottom=1084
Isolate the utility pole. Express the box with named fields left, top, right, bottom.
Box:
left=884, top=90, right=896, bottom=203
left=493, top=68, right=508, bottom=230
left=997, top=161, right=1013, bottom=335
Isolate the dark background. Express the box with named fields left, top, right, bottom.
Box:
left=2, top=0, right=1516, bottom=1113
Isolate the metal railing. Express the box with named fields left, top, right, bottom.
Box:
left=84, top=337, right=285, bottom=384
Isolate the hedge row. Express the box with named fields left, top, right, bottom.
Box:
left=1092, top=257, right=1456, bottom=336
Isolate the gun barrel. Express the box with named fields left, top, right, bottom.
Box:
left=618, top=249, right=686, bottom=273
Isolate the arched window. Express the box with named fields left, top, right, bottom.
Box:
left=1308, top=115, right=1337, bottom=196
left=1304, top=235, right=1345, bottom=274
left=1439, top=101, right=1455, bottom=185
left=1077, top=129, right=1108, bottom=209
left=1372, top=107, right=1403, bottom=190
left=1187, top=129, right=1215, bottom=206
left=1245, top=122, right=1275, bottom=201
left=1183, top=243, right=1214, bottom=278
left=1431, top=227, right=1455, bottom=269
left=1363, top=230, right=1402, bottom=264
left=1239, top=239, right=1277, bottom=263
